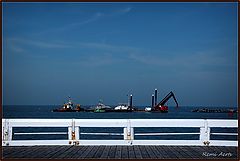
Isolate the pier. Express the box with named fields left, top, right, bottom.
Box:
left=3, top=145, right=237, bottom=159
left=2, top=119, right=238, bottom=159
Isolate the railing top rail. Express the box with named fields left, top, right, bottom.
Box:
left=3, top=119, right=237, bottom=121
left=2, top=119, right=237, bottom=128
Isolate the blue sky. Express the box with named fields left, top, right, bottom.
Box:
left=3, top=2, right=238, bottom=106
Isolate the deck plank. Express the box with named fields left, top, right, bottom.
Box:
left=171, top=146, right=191, bottom=159
left=3, top=147, right=19, bottom=156
left=3, top=146, right=29, bottom=158
left=16, top=146, right=46, bottom=158
left=163, top=146, right=179, bottom=159
left=121, top=145, right=128, bottom=159
left=145, top=146, right=157, bottom=159
left=75, top=146, right=88, bottom=159
left=108, top=145, right=117, bottom=159
left=71, top=146, right=86, bottom=159
left=178, top=146, right=197, bottom=158
left=155, top=146, right=172, bottom=158
left=114, top=145, right=122, bottom=159
left=133, top=145, right=143, bottom=159
left=78, top=146, right=94, bottom=159
left=100, top=146, right=111, bottom=159
left=149, top=145, right=164, bottom=159
left=54, top=146, right=74, bottom=159
left=128, top=146, right=135, bottom=159
left=139, top=145, right=150, bottom=158
left=189, top=146, right=211, bottom=158
left=29, top=146, right=55, bottom=158
left=62, top=146, right=80, bottom=159
left=49, top=146, right=71, bottom=159
left=44, top=146, right=70, bottom=159
left=85, top=146, right=100, bottom=158
left=93, top=145, right=105, bottom=158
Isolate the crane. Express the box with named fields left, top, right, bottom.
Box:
left=154, top=91, right=178, bottom=112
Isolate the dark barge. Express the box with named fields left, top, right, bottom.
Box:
left=191, top=108, right=237, bottom=113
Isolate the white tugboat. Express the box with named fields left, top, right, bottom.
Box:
left=63, top=96, right=74, bottom=110
left=114, top=94, right=134, bottom=112
left=114, top=104, right=129, bottom=110
left=94, top=99, right=112, bottom=112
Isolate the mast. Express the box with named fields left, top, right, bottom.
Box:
left=154, top=88, right=158, bottom=106
left=151, top=94, right=154, bottom=107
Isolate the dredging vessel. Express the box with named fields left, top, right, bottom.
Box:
left=144, top=89, right=179, bottom=112
left=52, top=96, right=84, bottom=112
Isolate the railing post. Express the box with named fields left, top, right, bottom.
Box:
left=124, top=119, right=134, bottom=145
left=2, top=119, right=12, bottom=146
left=200, top=119, right=210, bottom=146
left=74, top=122, right=80, bottom=146
left=68, top=119, right=79, bottom=146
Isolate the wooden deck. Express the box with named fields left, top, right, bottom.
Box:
left=2, top=145, right=237, bottom=159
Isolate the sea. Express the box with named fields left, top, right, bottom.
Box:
left=2, top=105, right=238, bottom=141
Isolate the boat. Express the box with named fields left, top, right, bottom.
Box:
left=114, top=104, right=128, bottom=110
left=145, top=107, right=152, bottom=112
left=113, top=94, right=135, bottom=112
left=114, top=103, right=134, bottom=112
left=52, top=96, right=84, bottom=112
left=144, top=89, right=178, bottom=113
left=93, top=100, right=112, bottom=113
left=191, top=108, right=238, bottom=113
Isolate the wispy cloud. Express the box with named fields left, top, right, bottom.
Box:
left=76, top=41, right=139, bottom=54
left=6, top=37, right=72, bottom=60
left=34, top=12, right=104, bottom=36
left=8, top=37, right=231, bottom=67
left=6, top=37, right=234, bottom=71
left=37, top=39, right=231, bottom=71
left=76, top=53, right=117, bottom=67
left=117, top=7, right=132, bottom=15
left=8, top=45, right=26, bottom=53
left=8, top=38, right=72, bottom=49
left=128, top=50, right=234, bottom=73
left=53, top=12, right=103, bottom=32
left=34, top=7, right=132, bottom=36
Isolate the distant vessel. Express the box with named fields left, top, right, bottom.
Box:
left=144, top=89, right=178, bottom=112
left=52, top=96, right=84, bottom=112
left=114, top=104, right=129, bottom=110
left=94, top=100, right=112, bottom=113
left=145, top=107, right=152, bottom=112
left=192, top=108, right=238, bottom=113
left=114, top=94, right=134, bottom=112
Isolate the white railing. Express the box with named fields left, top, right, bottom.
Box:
left=2, top=119, right=238, bottom=146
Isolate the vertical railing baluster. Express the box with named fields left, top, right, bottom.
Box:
left=124, top=119, right=134, bottom=145
left=68, top=126, right=72, bottom=145
left=200, top=119, right=210, bottom=146
left=2, top=119, right=12, bottom=146
left=73, top=119, right=79, bottom=145
left=75, top=126, right=79, bottom=140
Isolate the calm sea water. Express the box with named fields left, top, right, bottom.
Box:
left=3, top=105, right=237, bottom=141
left=3, top=105, right=238, bottom=119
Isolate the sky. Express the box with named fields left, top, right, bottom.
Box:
left=2, top=2, right=238, bottom=107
